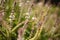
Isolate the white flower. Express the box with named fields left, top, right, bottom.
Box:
left=9, top=13, right=15, bottom=20
left=10, top=15, right=15, bottom=20
left=25, top=16, right=30, bottom=19
left=25, top=12, right=30, bottom=19
left=9, top=15, right=12, bottom=18
left=9, top=19, right=12, bottom=21
left=11, top=12, right=14, bottom=15
left=32, top=17, right=37, bottom=20
left=25, top=12, right=30, bottom=16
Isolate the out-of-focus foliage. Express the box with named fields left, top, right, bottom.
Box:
left=0, top=0, right=60, bottom=40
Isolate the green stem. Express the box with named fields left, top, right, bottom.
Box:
left=0, top=30, right=6, bottom=38
left=11, top=21, right=26, bottom=32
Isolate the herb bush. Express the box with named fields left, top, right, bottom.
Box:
left=0, top=0, right=60, bottom=40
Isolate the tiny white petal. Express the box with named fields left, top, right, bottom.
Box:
left=9, top=15, right=12, bottom=18
left=25, top=16, right=30, bottom=19
left=32, top=17, right=36, bottom=20
left=11, top=12, right=14, bottom=15
left=25, top=12, right=29, bottom=16
left=9, top=19, right=12, bottom=21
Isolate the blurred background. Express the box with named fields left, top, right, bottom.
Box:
left=0, top=0, right=60, bottom=40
